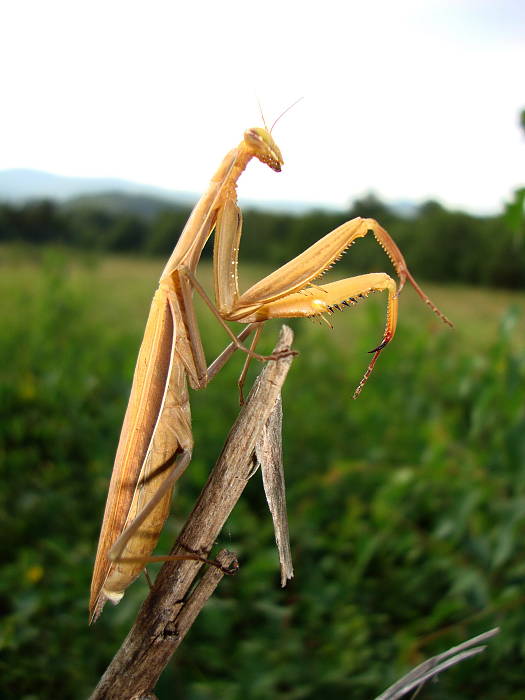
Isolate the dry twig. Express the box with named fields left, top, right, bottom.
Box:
left=90, top=326, right=295, bottom=699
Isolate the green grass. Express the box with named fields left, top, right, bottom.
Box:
left=1, top=246, right=525, bottom=699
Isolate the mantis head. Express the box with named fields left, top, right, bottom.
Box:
left=244, top=127, right=284, bottom=172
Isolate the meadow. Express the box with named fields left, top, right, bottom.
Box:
left=1, top=246, right=525, bottom=699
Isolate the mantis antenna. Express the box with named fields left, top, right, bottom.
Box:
left=270, top=97, right=304, bottom=133
left=256, top=97, right=304, bottom=134
left=257, top=97, right=270, bottom=132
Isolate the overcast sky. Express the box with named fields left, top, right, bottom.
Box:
left=1, top=0, right=523, bottom=214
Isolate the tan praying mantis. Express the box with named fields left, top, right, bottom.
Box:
left=89, top=121, right=452, bottom=623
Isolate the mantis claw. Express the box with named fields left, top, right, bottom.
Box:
left=219, top=559, right=240, bottom=576
left=368, top=338, right=391, bottom=354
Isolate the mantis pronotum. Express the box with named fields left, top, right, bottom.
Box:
left=89, top=124, right=452, bottom=622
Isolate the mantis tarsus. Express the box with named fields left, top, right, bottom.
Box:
left=89, top=123, right=452, bottom=623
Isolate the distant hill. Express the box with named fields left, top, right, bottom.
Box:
left=0, top=169, right=196, bottom=207
left=0, top=168, right=339, bottom=215
left=0, top=168, right=417, bottom=217
left=64, top=191, right=190, bottom=220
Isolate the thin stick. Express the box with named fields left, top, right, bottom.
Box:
left=375, top=627, right=500, bottom=700
left=90, top=326, right=295, bottom=700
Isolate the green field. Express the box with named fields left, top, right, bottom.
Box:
left=1, top=247, right=525, bottom=699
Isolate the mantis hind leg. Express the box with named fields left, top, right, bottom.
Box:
left=108, top=449, right=194, bottom=566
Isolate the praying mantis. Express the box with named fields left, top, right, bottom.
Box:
left=89, top=121, right=452, bottom=623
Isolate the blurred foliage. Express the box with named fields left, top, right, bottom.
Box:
left=503, top=110, right=525, bottom=249
left=504, top=187, right=525, bottom=246
left=1, top=248, right=525, bottom=698
left=0, top=189, right=524, bottom=290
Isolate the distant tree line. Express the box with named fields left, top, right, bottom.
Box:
left=0, top=194, right=523, bottom=289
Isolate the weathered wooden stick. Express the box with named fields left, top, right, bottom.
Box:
left=90, top=326, right=295, bottom=700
